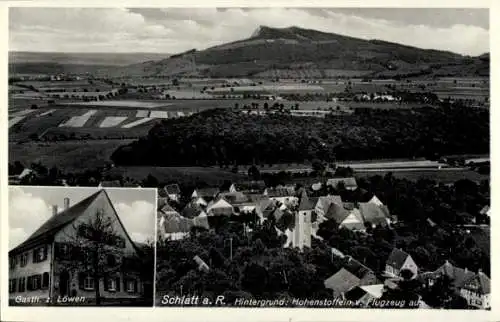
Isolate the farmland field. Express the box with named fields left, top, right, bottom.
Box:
left=9, top=140, right=134, bottom=171
left=355, top=169, right=488, bottom=183
left=65, top=100, right=173, bottom=108
left=104, top=166, right=246, bottom=186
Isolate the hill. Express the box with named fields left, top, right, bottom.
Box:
left=9, top=51, right=170, bottom=75
left=99, top=25, right=489, bottom=79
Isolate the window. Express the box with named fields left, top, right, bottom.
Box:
left=33, top=246, right=47, bottom=263
left=106, top=278, right=116, bottom=292
left=9, top=279, right=17, bottom=293
left=9, top=257, right=17, bottom=269
left=126, top=280, right=136, bottom=293
left=20, top=254, right=28, bottom=267
left=107, top=255, right=116, bottom=266
left=84, top=276, right=95, bottom=290
left=18, top=277, right=26, bottom=292
left=115, top=236, right=126, bottom=248
left=29, top=275, right=41, bottom=290
left=42, top=272, right=50, bottom=289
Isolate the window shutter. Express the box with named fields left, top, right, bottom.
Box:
left=33, top=249, right=37, bottom=263
left=43, top=245, right=48, bottom=261
left=27, top=276, right=32, bottom=291
left=134, top=280, right=138, bottom=293
left=104, top=275, right=109, bottom=291
left=115, top=277, right=121, bottom=292
left=13, top=279, right=17, bottom=292
left=78, top=273, right=85, bottom=290
left=36, top=274, right=42, bottom=290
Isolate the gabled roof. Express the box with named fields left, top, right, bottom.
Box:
left=181, top=202, right=205, bottom=219
left=324, top=202, right=350, bottom=224
left=434, top=261, right=476, bottom=289
left=165, top=184, right=181, bottom=195
left=368, top=195, right=383, bottom=206
left=10, top=189, right=140, bottom=257
left=360, top=284, right=384, bottom=298
left=99, top=180, right=121, bottom=187
left=265, top=186, right=296, bottom=197
left=160, top=203, right=179, bottom=215
left=341, top=209, right=366, bottom=231
left=315, top=195, right=343, bottom=214
left=386, top=248, right=411, bottom=270
left=193, top=187, right=220, bottom=198
left=479, top=205, right=490, bottom=216
left=345, top=257, right=376, bottom=281
left=461, top=271, right=490, bottom=295
left=326, top=177, right=357, bottom=189
left=298, top=192, right=314, bottom=211
left=359, top=202, right=390, bottom=226
left=219, top=191, right=249, bottom=204
left=233, top=180, right=266, bottom=192
left=324, top=268, right=361, bottom=295
left=10, top=190, right=103, bottom=254
left=206, top=198, right=234, bottom=216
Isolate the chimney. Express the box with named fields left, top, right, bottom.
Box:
left=64, top=197, right=70, bottom=210
left=52, top=205, right=58, bottom=216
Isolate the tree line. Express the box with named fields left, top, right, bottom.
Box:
left=111, top=102, right=488, bottom=167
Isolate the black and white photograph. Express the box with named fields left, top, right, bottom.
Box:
left=8, top=186, right=156, bottom=306
left=7, top=6, right=491, bottom=312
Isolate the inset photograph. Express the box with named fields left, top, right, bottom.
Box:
left=8, top=186, right=156, bottom=306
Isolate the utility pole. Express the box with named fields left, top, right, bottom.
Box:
left=229, top=237, right=233, bottom=261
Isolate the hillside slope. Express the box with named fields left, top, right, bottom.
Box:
left=11, top=26, right=489, bottom=79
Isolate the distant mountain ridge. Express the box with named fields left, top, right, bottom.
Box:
left=10, top=26, right=489, bottom=78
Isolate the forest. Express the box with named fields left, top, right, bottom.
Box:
left=111, top=103, right=489, bottom=167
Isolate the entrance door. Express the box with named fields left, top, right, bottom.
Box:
left=59, top=271, right=70, bottom=296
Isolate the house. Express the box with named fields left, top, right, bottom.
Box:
left=368, top=195, right=384, bottom=206
left=421, top=260, right=475, bottom=289
left=158, top=203, right=209, bottom=241
left=479, top=205, right=490, bottom=217
left=163, top=184, right=181, bottom=202
left=324, top=268, right=361, bottom=298
left=459, top=270, right=490, bottom=309
left=324, top=203, right=365, bottom=231
left=230, top=180, right=266, bottom=194
left=206, top=198, right=234, bottom=216
left=218, top=191, right=249, bottom=204
left=358, top=202, right=391, bottom=228
left=193, top=255, right=210, bottom=273
left=344, top=256, right=378, bottom=286
left=264, top=186, right=298, bottom=208
left=326, top=177, right=358, bottom=191
left=384, top=248, right=418, bottom=278
left=191, top=188, right=220, bottom=203
left=98, top=180, right=122, bottom=188
left=8, top=190, right=147, bottom=304
left=9, top=168, right=35, bottom=185
left=314, top=195, right=343, bottom=220
left=344, top=284, right=384, bottom=307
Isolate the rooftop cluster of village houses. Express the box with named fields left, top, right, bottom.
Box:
left=8, top=189, right=152, bottom=306
left=157, top=177, right=491, bottom=309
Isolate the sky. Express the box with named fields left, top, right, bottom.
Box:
left=8, top=186, right=156, bottom=249
left=9, top=7, right=489, bottom=56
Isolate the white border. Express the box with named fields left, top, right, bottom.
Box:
left=1, top=1, right=497, bottom=321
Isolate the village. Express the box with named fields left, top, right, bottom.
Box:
left=155, top=176, right=490, bottom=309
